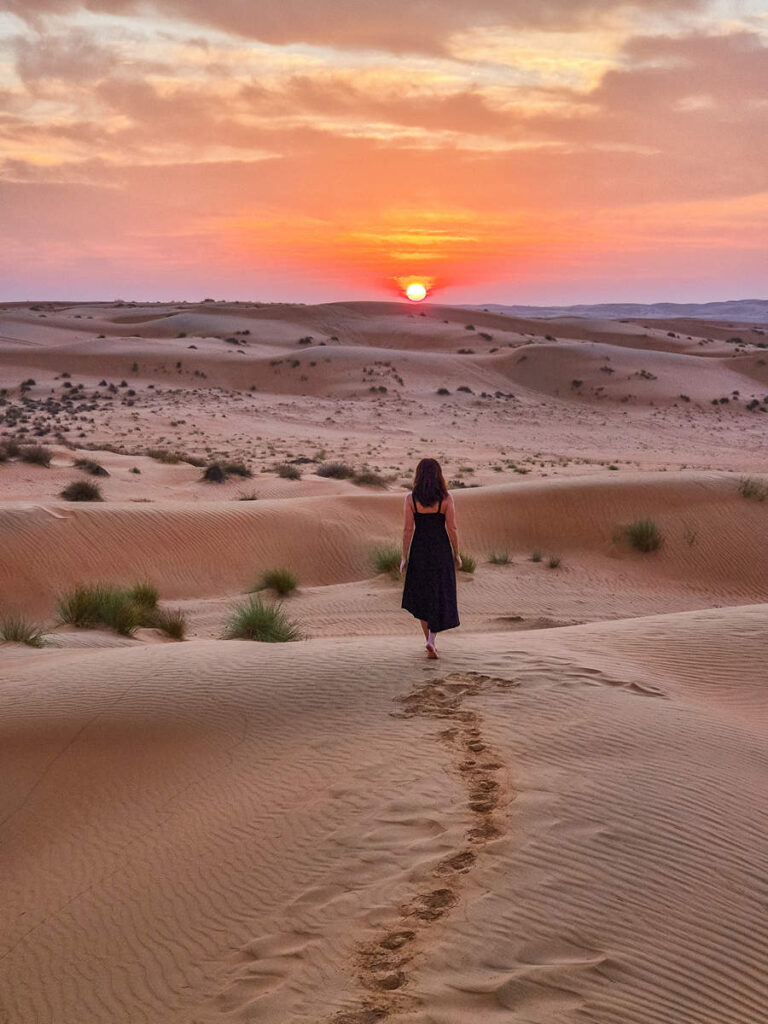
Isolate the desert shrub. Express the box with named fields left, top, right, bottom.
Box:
left=149, top=607, right=186, bottom=640
left=4, top=439, right=20, bottom=457
left=146, top=448, right=182, bottom=464
left=488, top=551, right=509, bottom=564
left=624, top=518, right=663, bottom=552
left=372, top=544, right=401, bottom=578
left=58, top=584, right=140, bottom=635
left=202, top=462, right=226, bottom=483
left=57, top=582, right=183, bottom=637
left=223, top=461, right=252, bottom=478
left=437, top=387, right=450, bottom=395
left=353, top=470, right=387, bottom=487
left=531, top=550, right=542, bottom=562
left=221, top=596, right=302, bottom=642
left=739, top=477, right=768, bottom=501
left=61, top=480, right=104, bottom=501
left=548, top=555, right=562, bottom=568
left=277, top=462, right=301, bottom=480
left=237, top=491, right=259, bottom=501
left=254, top=568, right=298, bottom=596
left=315, top=461, right=355, bottom=479
left=127, top=581, right=159, bottom=609
left=0, top=446, right=7, bottom=462
left=74, top=458, right=109, bottom=477
left=0, top=616, right=46, bottom=647
left=20, top=444, right=52, bottom=467
left=458, top=551, right=476, bottom=573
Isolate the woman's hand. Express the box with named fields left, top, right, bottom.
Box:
left=455, top=553, right=462, bottom=569
left=399, top=557, right=407, bottom=574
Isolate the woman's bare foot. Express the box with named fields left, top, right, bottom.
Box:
left=426, top=642, right=438, bottom=659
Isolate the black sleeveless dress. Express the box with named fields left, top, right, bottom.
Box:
left=401, top=494, right=460, bottom=633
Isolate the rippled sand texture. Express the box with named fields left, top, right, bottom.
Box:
left=2, top=301, right=768, bottom=1022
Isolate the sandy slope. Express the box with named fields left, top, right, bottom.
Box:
left=2, top=605, right=767, bottom=1023
left=3, top=302, right=768, bottom=1023
left=2, top=471, right=767, bottom=624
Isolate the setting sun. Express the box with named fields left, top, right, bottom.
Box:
left=405, top=282, right=428, bottom=302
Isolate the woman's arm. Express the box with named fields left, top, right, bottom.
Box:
left=444, top=493, right=460, bottom=556
left=401, top=493, right=415, bottom=566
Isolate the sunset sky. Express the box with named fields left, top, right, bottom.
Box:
left=1, top=0, right=766, bottom=304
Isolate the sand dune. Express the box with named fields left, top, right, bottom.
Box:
left=2, top=471, right=767, bottom=621
left=3, top=301, right=768, bottom=1023
left=2, top=605, right=767, bottom=1023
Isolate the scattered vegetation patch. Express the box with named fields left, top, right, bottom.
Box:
left=437, top=387, right=450, bottom=395
left=20, top=444, right=52, bottom=466
left=57, top=582, right=185, bottom=638
left=488, top=551, right=509, bottom=565
left=372, top=544, right=401, bottom=579
left=146, top=448, right=182, bottom=464
left=547, top=555, right=562, bottom=569
left=277, top=462, right=301, bottom=480
left=0, top=616, right=46, bottom=647
left=623, top=518, right=663, bottom=553
left=739, top=477, right=768, bottom=501
left=531, top=550, right=542, bottom=562
left=202, top=462, right=227, bottom=483
left=254, top=568, right=298, bottom=597
left=74, top=458, right=109, bottom=477
left=458, top=551, right=476, bottom=573
left=221, top=596, right=302, bottom=642
left=60, top=479, right=104, bottom=501
left=353, top=469, right=387, bottom=487
left=150, top=607, right=187, bottom=640
left=223, top=461, right=252, bottom=478
left=316, top=461, right=355, bottom=479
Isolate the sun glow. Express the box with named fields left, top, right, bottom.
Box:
left=405, top=282, right=428, bottom=301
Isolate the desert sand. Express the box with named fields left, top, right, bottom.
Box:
left=2, top=300, right=768, bottom=1023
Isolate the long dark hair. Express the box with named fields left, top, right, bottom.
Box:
left=412, top=458, right=448, bottom=507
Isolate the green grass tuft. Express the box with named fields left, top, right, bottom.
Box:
left=221, top=596, right=302, bottom=642
left=488, top=551, right=509, bottom=565
left=57, top=582, right=182, bottom=637
left=547, top=555, right=562, bottom=568
left=1, top=616, right=46, bottom=647
left=148, top=607, right=186, bottom=640
left=127, top=581, right=159, bottom=609
left=531, top=550, right=542, bottom=562
left=254, top=568, right=298, bottom=596
left=372, top=544, right=401, bottom=579
left=458, top=551, right=476, bottom=573
left=624, top=518, right=663, bottom=552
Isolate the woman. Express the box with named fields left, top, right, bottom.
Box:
left=400, top=458, right=461, bottom=658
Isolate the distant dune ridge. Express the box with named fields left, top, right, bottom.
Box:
left=2, top=300, right=768, bottom=1023
left=464, top=297, right=768, bottom=321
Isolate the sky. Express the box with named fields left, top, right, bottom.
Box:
left=0, top=0, right=766, bottom=304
